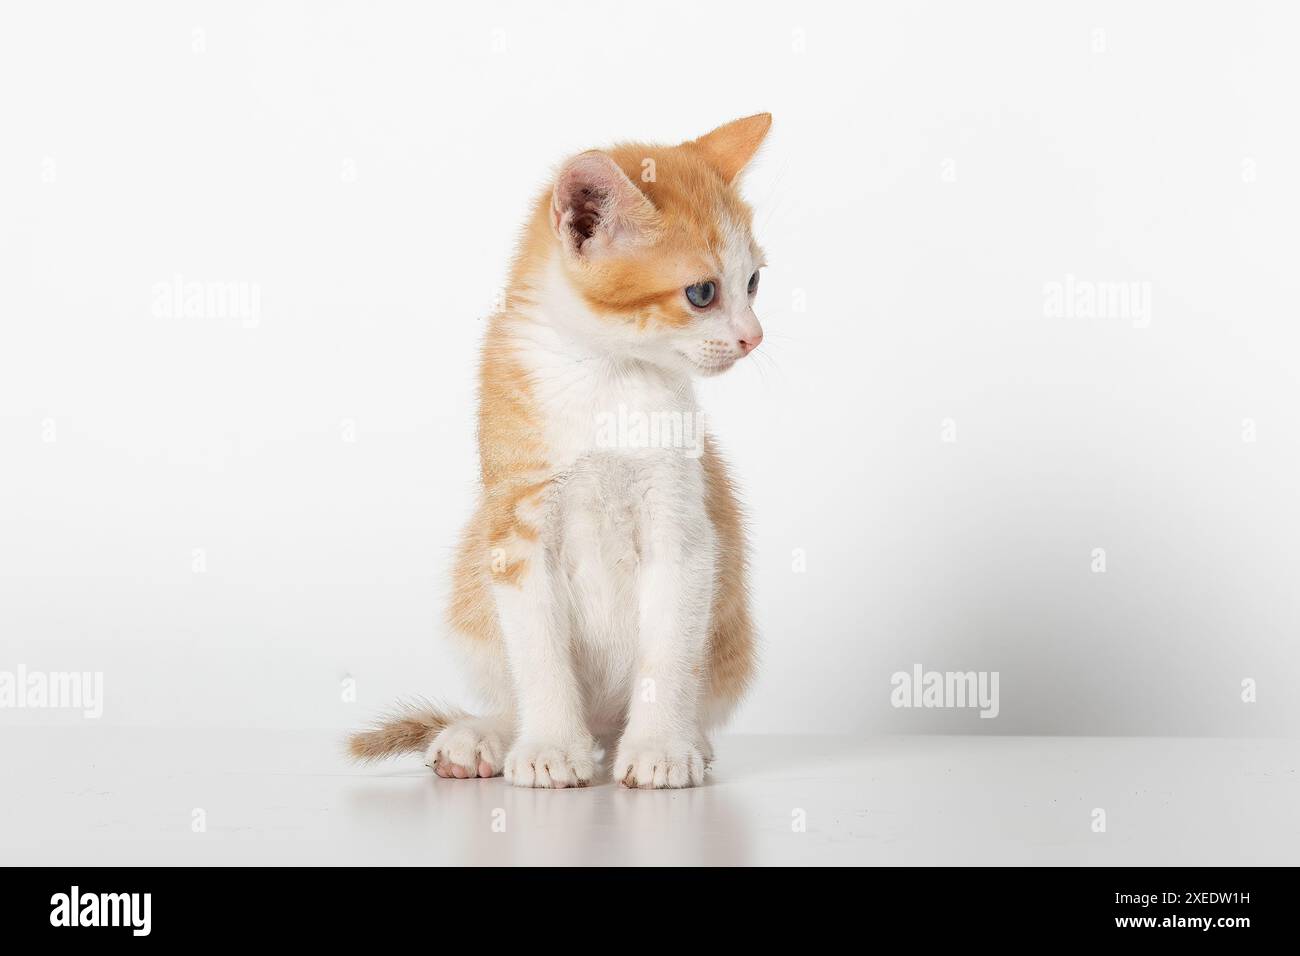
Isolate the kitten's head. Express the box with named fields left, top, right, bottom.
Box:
left=545, top=114, right=771, bottom=377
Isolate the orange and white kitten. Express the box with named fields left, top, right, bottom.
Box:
left=350, top=114, right=771, bottom=788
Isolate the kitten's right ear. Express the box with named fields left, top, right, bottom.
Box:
left=551, top=151, right=658, bottom=260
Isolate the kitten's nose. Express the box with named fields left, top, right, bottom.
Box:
left=735, top=309, right=763, bottom=355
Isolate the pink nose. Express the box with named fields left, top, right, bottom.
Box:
left=738, top=330, right=763, bottom=355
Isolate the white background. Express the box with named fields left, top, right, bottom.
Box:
left=3, top=1, right=1297, bottom=738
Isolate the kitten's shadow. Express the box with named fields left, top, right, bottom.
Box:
left=342, top=738, right=888, bottom=865
left=345, top=762, right=756, bottom=865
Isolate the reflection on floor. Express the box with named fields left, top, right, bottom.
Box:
left=2, top=729, right=1295, bottom=865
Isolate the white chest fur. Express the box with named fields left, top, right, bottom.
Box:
left=506, top=281, right=716, bottom=721
left=511, top=314, right=711, bottom=585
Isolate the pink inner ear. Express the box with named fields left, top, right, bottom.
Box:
left=563, top=183, right=607, bottom=245
left=553, top=153, right=655, bottom=255
left=555, top=156, right=620, bottom=251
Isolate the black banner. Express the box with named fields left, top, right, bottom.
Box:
left=2, top=866, right=1288, bottom=943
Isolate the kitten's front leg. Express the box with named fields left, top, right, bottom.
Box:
left=491, top=492, right=596, bottom=789
left=615, top=478, right=715, bottom=789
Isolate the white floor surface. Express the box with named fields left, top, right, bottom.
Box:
left=3, top=730, right=1296, bottom=866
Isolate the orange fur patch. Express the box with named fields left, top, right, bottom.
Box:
left=700, top=436, right=757, bottom=703
left=572, top=142, right=757, bottom=325
left=509, top=118, right=769, bottom=328
left=347, top=700, right=465, bottom=761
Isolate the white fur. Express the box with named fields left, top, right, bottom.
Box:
left=490, top=252, right=736, bottom=787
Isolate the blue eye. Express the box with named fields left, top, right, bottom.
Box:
left=685, top=281, right=716, bottom=308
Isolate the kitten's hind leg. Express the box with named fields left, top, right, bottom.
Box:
left=427, top=714, right=516, bottom=779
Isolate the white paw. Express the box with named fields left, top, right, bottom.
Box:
left=503, top=738, right=596, bottom=789
left=614, top=739, right=706, bottom=789
left=426, top=718, right=511, bottom=779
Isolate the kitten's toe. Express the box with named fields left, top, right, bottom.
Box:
left=426, top=718, right=510, bottom=779
left=615, top=739, right=706, bottom=789
left=503, top=739, right=596, bottom=789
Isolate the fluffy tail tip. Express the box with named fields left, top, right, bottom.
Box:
left=346, top=700, right=460, bottom=763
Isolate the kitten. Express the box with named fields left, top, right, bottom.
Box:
left=349, top=114, right=771, bottom=788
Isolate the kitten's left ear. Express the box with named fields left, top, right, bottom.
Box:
left=690, top=113, right=772, bottom=183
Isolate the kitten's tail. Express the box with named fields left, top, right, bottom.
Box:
left=346, top=699, right=465, bottom=762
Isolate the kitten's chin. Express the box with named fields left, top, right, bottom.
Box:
left=675, top=351, right=737, bottom=377
left=694, top=360, right=736, bottom=377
